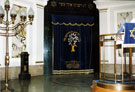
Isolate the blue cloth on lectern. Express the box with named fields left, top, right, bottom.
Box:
left=117, top=23, right=135, bottom=44
left=117, top=23, right=125, bottom=33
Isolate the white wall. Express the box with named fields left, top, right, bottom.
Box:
left=0, top=0, right=47, bottom=67
left=95, top=1, right=135, bottom=64
left=1, top=0, right=135, bottom=67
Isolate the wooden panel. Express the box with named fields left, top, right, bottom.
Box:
left=92, top=81, right=135, bottom=92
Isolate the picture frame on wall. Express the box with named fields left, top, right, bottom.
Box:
left=114, top=9, right=134, bottom=58
left=114, top=9, right=134, bottom=32
left=12, top=4, right=27, bottom=58
left=117, top=11, right=133, bottom=30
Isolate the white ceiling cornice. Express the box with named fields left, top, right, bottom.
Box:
left=94, top=0, right=135, bottom=9
left=34, top=0, right=48, bottom=6
left=12, top=0, right=48, bottom=6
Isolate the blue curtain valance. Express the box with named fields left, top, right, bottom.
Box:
left=52, top=14, right=94, bottom=26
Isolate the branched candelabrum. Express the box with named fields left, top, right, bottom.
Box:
left=0, top=0, right=34, bottom=92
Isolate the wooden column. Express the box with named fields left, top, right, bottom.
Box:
left=129, top=48, right=132, bottom=82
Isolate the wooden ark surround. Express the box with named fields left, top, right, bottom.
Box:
left=44, top=0, right=99, bottom=74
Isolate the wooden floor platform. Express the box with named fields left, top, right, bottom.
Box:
left=92, top=80, right=135, bottom=92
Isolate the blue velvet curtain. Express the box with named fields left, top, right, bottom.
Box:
left=52, top=14, right=94, bottom=70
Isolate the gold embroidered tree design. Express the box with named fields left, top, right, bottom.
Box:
left=64, top=31, right=80, bottom=52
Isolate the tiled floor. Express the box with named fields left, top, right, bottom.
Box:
left=0, top=74, right=98, bottom=92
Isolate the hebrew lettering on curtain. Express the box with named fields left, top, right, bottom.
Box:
left=52, top=14, right=94, bottom=70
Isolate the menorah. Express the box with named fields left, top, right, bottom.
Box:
left=0, top=0, right=34, bottom=92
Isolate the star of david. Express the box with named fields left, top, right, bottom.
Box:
left=130, top=27, right=135, bottom=39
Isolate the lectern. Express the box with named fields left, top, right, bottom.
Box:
left=92, top=32, right=135, bottom=92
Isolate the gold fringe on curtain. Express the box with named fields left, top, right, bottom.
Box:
left=51, top=22, right=94, bottom=26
